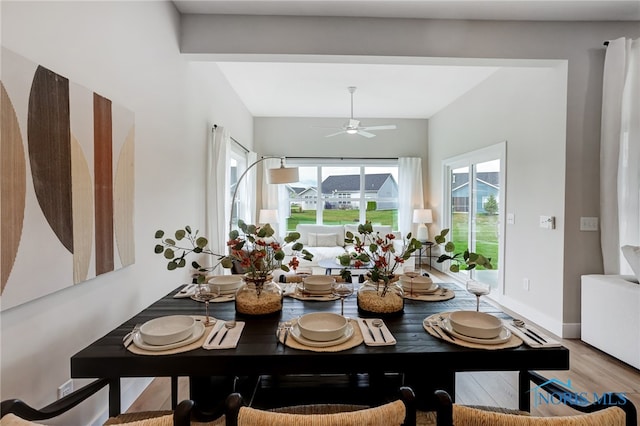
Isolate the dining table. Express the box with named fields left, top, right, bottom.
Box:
left=70, top=281, right=569, bottom=418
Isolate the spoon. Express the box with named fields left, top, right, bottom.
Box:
left=372, top=319, right=386, bottom=343
left=512, top=319, right=546, bottom=343
left=217, top=320, right=237, bottom=345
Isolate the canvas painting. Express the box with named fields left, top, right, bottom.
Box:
left=1, top=48, right=135, bottom=311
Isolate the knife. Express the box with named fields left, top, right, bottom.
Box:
left=207, top=323, right=223, bottom=345
left=522, top=329, right=545, bottom=345
left=524, top=327, right=547, bottom=343
left=364, top=320, right=377, bottom=342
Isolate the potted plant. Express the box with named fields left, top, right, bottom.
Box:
left=337, top=222, right=422, bottom=316
left=154, top=221, right=312, bottom=315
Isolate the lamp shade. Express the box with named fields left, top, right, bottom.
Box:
left=267, top=166, right=298, bottom=184
left=412, top=209, right=433, bottom=224
left=258, top=209, right=279, bottom=224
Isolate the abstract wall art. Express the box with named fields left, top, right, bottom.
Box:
left=1, top=48, right=135, bottom=310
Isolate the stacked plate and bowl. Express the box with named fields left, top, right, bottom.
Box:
left=399, top=275, right=439, bottom=294
left=133, top=315, right=205, bottom=351
left=441, top=311, right=511, bottom=344
left=300, top=275, right=335, bottom=295
left=289, top=312, right=354, bottom=347
left=208, top=275, right=244, bottom=295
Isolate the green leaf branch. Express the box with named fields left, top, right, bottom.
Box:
left=433, top=229, right=493, bottom=273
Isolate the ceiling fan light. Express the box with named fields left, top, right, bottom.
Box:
left=346, top=129, right=358, bottom=135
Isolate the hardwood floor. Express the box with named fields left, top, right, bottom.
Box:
left=128, top=270, right=640, bottom=419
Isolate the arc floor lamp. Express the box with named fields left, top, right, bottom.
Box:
left=229, top=157, right=298, bottom=234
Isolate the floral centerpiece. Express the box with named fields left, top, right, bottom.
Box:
left=336, top=222, right=421, bottom=315
left=154, top=221, right=312, bottom=315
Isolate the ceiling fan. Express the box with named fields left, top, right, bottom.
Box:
left=322, top=86, right=397, bottom=138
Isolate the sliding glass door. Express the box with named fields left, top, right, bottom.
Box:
left=443, top=143, right=505, bottom=291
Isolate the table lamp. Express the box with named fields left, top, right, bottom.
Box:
left=413, top=208, right=433, bottom=242
left=258, top=209, right=279, bottom=225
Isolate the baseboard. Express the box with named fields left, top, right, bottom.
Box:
left=497, top=295, right=565, bottom=338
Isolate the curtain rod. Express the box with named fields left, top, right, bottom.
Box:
left=213, top=124, right=249, bottom=153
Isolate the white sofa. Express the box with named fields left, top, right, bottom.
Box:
left=282, top=223, right=415, bottom=274
left=581, top=274, right=640, bottom=369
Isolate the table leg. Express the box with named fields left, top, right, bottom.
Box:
left=171, top=376, right=178, bottom=409
left=108, top=378, right=121, bottom=417
left=518, top=370, right=531, bottom=412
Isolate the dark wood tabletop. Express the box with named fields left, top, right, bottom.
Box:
left=71, top=282, right=569, bottom=416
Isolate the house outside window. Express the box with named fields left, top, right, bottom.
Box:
left=283, top=160, right=399, bottom=231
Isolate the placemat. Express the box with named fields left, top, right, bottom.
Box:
left=404, top=287, right=455, bottom=302
left=127, top=315, right=216, bottom=356
left=278, top=318, right=364, bottom=352
left=423, top=312, right=522, bottom=350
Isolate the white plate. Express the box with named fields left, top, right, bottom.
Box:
left=441, top=318, right=511, bottom=345
left=296, top=283, right=332, bottom=295
left=133, top=321, right=205, bottom=351
left=403, top=283, right=439, bottom=294
left=290, top=322, right=354, bottom=347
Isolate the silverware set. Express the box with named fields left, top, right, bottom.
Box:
left=277, top=321, right=293, bottom=346
left=122, top=323, right=141, bottom=348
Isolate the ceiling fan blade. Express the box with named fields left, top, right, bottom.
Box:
left=357, top=130, right=377, bottom=138
left=325, top=130, right=347, bottom=138
left=359, top=125, right=397, bottom=131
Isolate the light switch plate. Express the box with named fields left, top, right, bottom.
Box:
left=539, top=215, right=555, bottom=229
left=580, top=217, right=598, bottom=231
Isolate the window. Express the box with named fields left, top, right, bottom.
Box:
left=442, top=142, right=505, bottom=291
left=284, top=159, right=399, bottom=231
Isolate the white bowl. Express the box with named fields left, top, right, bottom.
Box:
left=448, top=311, right=502, bottom=339
left=302, top=275, right=335, bottom=292
left=208, top=275, right=243, bottom=294
left=139, top=315, right=196, bottom=346
left=400, top=275, right=434, bottom=290
left=297, top=312, right=348, bottom=342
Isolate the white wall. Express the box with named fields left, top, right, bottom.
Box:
left=428, top=65, right=568, bottom=333
left=0, top=2, right=252, bottom=424
left=181, top=15, right=640, bottom=335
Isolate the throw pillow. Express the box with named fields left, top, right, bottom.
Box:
left=308, top=233, right=318, bottom=246
left=315, top=233, right=338, bottom=247
left=621, top=245, right=640, bottom=281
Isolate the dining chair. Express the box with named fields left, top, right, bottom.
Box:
left=434, top=371, right=637, bottom=426
left=223, top=385, right=417, bottom=426
left=0, top=378, right=194, bottom=426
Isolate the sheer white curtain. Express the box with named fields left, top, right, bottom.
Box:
left=600, top=37, right=640, bottom=274
left=206, top=126, right=230, bottom=274
left=262, top=157, right=288, bottom=237
left=398, top=157, right=425, bottom=238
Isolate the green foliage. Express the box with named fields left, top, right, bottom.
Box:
left=154, top=221, right=313, bottom=281
left=434, top=228, right=493, bottom=273
left=340, top=221, right=422, bottom=287
left=366, top=201, right=377, bottom=211
left=483, top=194, right=499, bottom=215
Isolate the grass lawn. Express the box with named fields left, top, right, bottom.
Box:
left=451, top=213, right=499, bottom=269
left=287, top=209, right=397, bottom=230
